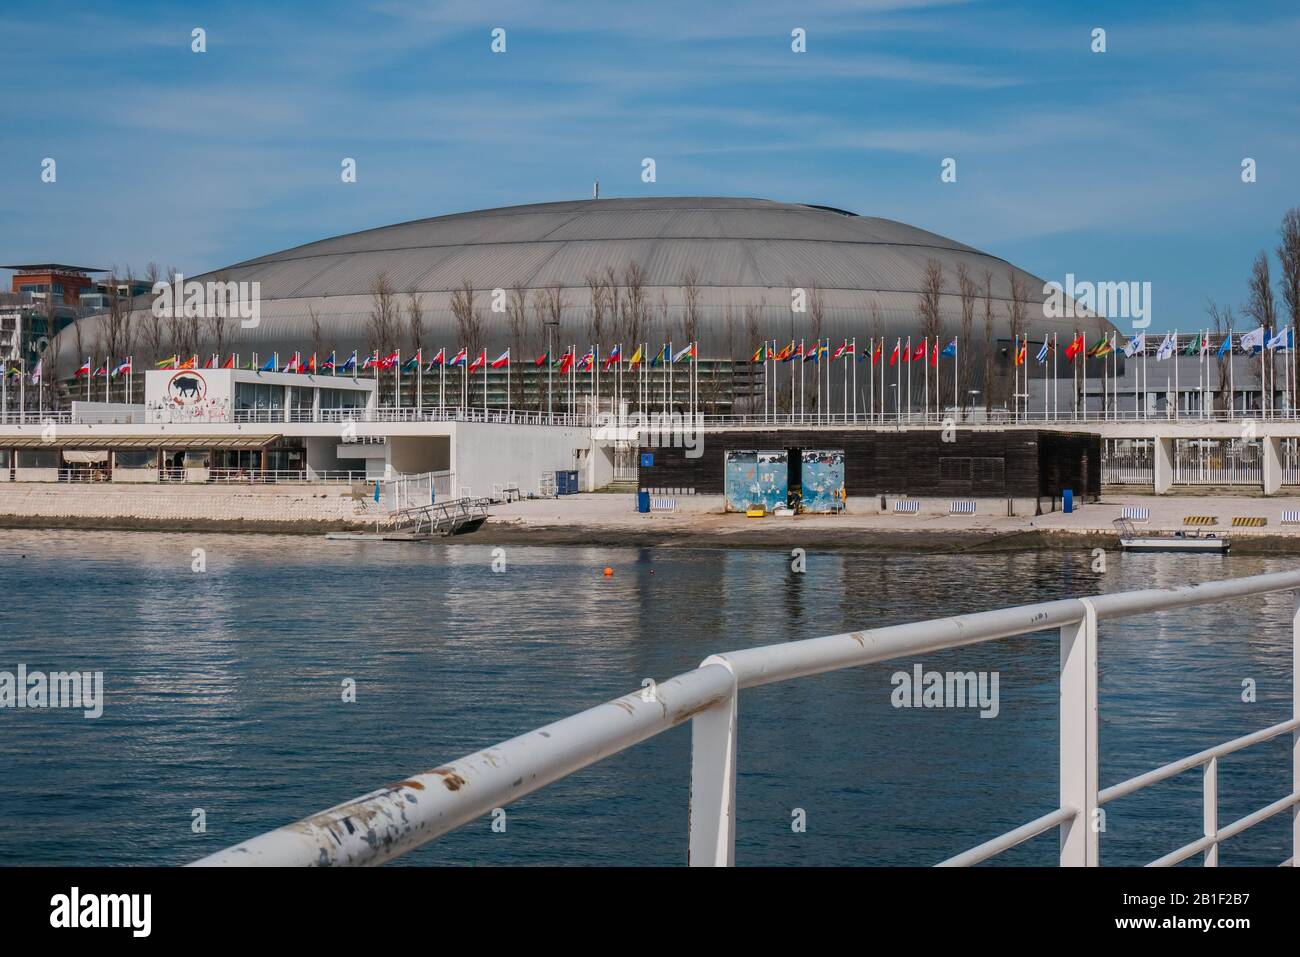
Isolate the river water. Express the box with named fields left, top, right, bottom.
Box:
left=0, top=530, right=1294, bottom=866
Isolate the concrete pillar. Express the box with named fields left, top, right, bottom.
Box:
left=1263, top=435, right=1282, bottom=495
left=1153, top=436, right=1174, bottom=494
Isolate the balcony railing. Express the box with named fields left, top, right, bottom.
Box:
left=191, top=568, right=1300, bottom=867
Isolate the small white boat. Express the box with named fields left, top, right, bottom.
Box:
left=1113, top=519, right=1230, bottom=554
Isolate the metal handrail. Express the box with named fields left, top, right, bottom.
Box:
left=190, top=569, right=1300, bottom=867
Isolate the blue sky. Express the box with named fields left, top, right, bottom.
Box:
left=1, top=0, right=1296, bottom=329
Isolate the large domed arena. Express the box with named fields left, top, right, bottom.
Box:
left=54, top=196, right=1114, bottom=411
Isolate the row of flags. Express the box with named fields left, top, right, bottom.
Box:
left=27, top=326, right=1297, bottom=384
left=138, top=343, right=701, bottom=375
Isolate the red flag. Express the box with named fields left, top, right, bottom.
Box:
left=912, top=339, right=927, bottom=362
left=468, top=349, right=488, bottom=372
left=888, top=342, right=900, bottom=366
left=1064, top=333, right=1085, bottom=361
left=221, top=354, right=236, bottom=369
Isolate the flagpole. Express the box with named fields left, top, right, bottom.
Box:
left=906, top=335, right=912, bottom=421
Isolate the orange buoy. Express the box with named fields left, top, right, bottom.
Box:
left=603, top=567, right=614, bottom=577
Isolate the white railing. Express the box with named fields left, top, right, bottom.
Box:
left=192, top=569, right=1300, bottom=868
left=206, top=468, right=365, bottom=484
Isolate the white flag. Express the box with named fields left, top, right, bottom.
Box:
left=1240, top=326, right=1265, bottom=352
left=1124, top=333, right=1145, bottom=357
left=1155, top=332, right=1175, bottom=360
left=1266, top=327, right=1289, bottom=350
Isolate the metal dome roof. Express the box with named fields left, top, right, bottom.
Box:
left=52, top=197, right=1112, bottom=373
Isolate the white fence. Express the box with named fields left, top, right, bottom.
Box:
left=1173, top=438, right=1261, bottom=486
left=191, top=569, right=1300, bottom=867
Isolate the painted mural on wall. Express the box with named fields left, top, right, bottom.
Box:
left=800, top=449, right=846, bottom=512
left=724, top=449, right=788, bottom=512
left=145, top=370, right=232, bottom=423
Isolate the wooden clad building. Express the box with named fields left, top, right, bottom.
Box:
left=638, top=428, right=1100, bottom=503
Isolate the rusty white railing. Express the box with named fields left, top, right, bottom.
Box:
left=191, top=570, right=1300, bottom=867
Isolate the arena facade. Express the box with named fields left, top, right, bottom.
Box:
left=51, top=197, right=1115, bottom=414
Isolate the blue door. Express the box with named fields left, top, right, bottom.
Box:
left=725, top=449, right=788, bottom=512
left=800, top=449, right=845, bottom=512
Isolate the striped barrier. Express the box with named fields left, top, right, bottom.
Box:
left=1231, top=516, right=1266, bottom=527
left=1120, top=505, right=1150, bottom=523
left=949, top=500, right=977, bottom=515
left=1282, top=510, right=1300, bottom=525
left=893, top=500, right=921, bottom=514
left=650, top=497, right=676, bottom=511
left=1184, top=515, right=1217, bottom=526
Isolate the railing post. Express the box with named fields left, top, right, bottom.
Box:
left=1203, top=756, right=1218, bottom=866
left=1293, top=592, right=1299, bottom=866
left=1060, top=599, right=1099, bottom=866
left=688, top=657, right=738, bottom=866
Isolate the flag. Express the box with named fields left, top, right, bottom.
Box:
left=832, top=340, right=848, bottom=360
left=577, top=349, right=595, bottom=371
left=1035, top=340, right=1049, bottom=363
left=872, top=341, right=883, bottom=365
left=1089, top=336, right=1113, bottom=358
left=1013, top=340, right=1026, bottom=365
left=889, top=342, right=901, bottom=366
left=535, top=350, right=549, bottom=367
left=491, top=350, right=510, bottom=369
left=803, top=344, right=819, bottom=363
left=942, top=338, right=958, bottom=359
left=604, top=345, right=621, bottom=368
left=1266, top=327, right=1290, bottom=350
left=930, top=341, right=939, bottom=367
left=30, top=360, right=41, bottom=384
left=111, top=358, right=131, bottom=377
left=650, top=345, right=669, bottom=367
left=1155, top=332, right=1175, bottom=360
left=284, top=353, right=303, bottom=373
left=1123, top=334, right=1145, bottom=358
left=402, top=353, right=421, bottom=371
left=339, top=350, right=358, bottom=372
left=92, top=364, right=107, bottom=377
left=558, top=349, right=575, bottom=373
left=178, top=356, right=197, bottom=370
left=776, top=342, right=796, bottom=362
left=750, top=344, right=765, bottom=363
left=1182, top=335, right=1200, bottom=356
left=1064, top=334, right=1085, bottom=361
left=74, top=358, right=91, bottom=377
left=155, top=355, right=178, bottom=369
left=260, top=356, right=277, bottom=372
left=1217, top=334, right=1232, bottom=357
left=222, top=354, right=236, bottom=369
left=1240, top=326, right=1265, bottom=352
left=379, top=350, right=400, bottom=369
left=912, top=339, right=927, bottom=362
left=204, top=354, right=220, bottom=369
left=468, top=349, right=488, bottom=372
left=629, top=346, right=643, bottom=368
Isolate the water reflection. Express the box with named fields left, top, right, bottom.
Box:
left=0, top=530, right=1293, bottom=866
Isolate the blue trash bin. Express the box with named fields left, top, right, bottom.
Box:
left=1063, top=489, right=1074, bottom=513
left=637, top=490, right=650, bottom=513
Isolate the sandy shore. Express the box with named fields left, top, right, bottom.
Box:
left=4, top=488, right=1300, bottom=554
left=478, top=493, right=1300, bottom=554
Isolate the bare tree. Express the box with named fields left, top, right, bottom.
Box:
left=305, top=303, right=322, bottom=368
left=205, top=271, right=232, bottom=364
left=1007, top=269, right=1029, bottom=411
left=1277, top=208, right=1300, bottom=405
left=982, top=269, right=995, bottom=412
left=680, top=267, right=701, bottom=344
left=917, top=261, right=943, bottom=406
left=584, top=273, right=609, bottom=344
left=1244, top=251, right=1277, bottom=400
left=506, top=285, right=528, bottom=407
left=602, top=267, right=622, bottom=347
left=367, top=271, right=400, bottom=357
left=956, top=264, right=977, bottom=411
left=621, top=262, right=648, bottom=346
left=449, top=278, right=483, bottom=355
left=142, top=262, right=166, bottom=366
left=1207, top=298, right=1236, bottom=411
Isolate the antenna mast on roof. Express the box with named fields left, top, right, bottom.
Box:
left=593, top=179, right=599, bottom=199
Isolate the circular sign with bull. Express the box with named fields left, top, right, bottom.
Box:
left=167, top=370, right=206, bottom=404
